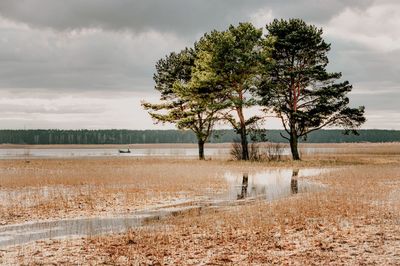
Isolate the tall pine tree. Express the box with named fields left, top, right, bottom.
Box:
left=197, top=23, right=264, bottom=160
left=258, top=19, right=365, bottom=160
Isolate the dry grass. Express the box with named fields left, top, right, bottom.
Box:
left=1, top=143, right=400, bottom=225
left=0, top=158, right=232, bottom=224
left=3, top=163, right=400, bottom=265
left=70, top=163, right=398, bottom=265
left=0, top=156, right=318, bottom=224
left=2, top=143, right=400, bottom=264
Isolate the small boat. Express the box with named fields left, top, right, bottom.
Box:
left=118, top=148, right=131, bottom=154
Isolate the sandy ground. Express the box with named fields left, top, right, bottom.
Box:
left=1, top=144, right=400, bottom=265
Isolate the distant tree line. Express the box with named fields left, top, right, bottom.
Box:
left=0, top=129, right=398, bottom=145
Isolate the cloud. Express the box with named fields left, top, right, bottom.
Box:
left=0, top=90, right=165, bottom=129
left=0, top=0, right=398, bottom=129
left=0, top=17, right=188, bottom=91
left=0, top=96, right=104, bottom=114
left=0, top=0, right=373, bottom=34
left=249, top=8, right=274, bottom=29
left=326, top=40, right=400, bottom=86
left=318, top=1, right=400, bottom=128
left=0, top=0, right=379, bottom=93
left=362, top=110, right=400, bottom=130
left=0, top=0, right=260, bottom=34
left=326, top=2, right=400, bottom=52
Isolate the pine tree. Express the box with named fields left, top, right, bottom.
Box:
left=197, top=23, right=265, bottom=160
left=258, top=19, right=365, bottom=160
left=142, top=46, right=225, bottom=159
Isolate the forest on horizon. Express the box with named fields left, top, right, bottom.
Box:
left=0, top=129, right=399, bottom=145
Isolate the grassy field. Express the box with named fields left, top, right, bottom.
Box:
left=1, top=143, right=400, bottom=264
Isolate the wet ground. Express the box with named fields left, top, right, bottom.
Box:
left=0, top=168, right=329, bottom=248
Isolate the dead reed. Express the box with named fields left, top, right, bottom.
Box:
left=83, top=163, right=400, bottom=265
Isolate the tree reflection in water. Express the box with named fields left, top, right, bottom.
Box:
left=291, top=169, right=299, bottom=194
left=237, top=173, right=248, bottom=199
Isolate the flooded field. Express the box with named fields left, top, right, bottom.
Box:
left=1, top=143, right=400, bottom=264
left=0, top=162, right=328, bottom=247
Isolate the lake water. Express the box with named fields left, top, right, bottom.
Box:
left=0, top=147, right=338, bottom=159
left=0, top=148, right=229, bottom=158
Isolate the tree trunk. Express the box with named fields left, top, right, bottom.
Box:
left=240, top=125, right=249, bottom=161
left=236, top=94, right=249, bottom=161
left=289, top=132, right=301, bottom=160
left=198, top=139, right=205, bottom=160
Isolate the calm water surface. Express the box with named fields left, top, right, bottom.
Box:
left=0, top=147, right=338, bottom=159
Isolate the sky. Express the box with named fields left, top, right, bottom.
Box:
left=0, top=0, right=399, bottom=130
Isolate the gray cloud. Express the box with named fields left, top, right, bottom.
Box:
left=0, top=0, right=259, bottom=37
left=0, top=25, right=187, bottom=91
left=0, top=0, right=398, bottom=129
left=327, top=41, right=400, bottom=86
left=0, top=0, right=373, bottom=34
left=350, top=89, right=400, bottom=111
left=0, top=0, right=378, bottom=92
left=0, top=104, right=102, bottom=115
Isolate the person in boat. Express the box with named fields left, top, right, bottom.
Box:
left=119, top=148, right=131, bottom=153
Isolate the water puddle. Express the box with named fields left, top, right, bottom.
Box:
left=0, top=168, right=330, bottom=248
left=0, top=205, right=201, bottom=248
left=224, top=168, right=328, bottom=201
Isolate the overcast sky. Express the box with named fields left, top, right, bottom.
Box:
left=0, top=0, right=399, bottom=129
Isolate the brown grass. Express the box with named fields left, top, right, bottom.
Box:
left=0, top=158, right=234, bottom=224
left=2, top=144, right=400, bottom=264
left=71, top=164, right=398, bottom=265
left=1, top=143, right=400, bottom=225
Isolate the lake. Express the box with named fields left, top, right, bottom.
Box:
left=0, top=146, right=338, bottom=159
